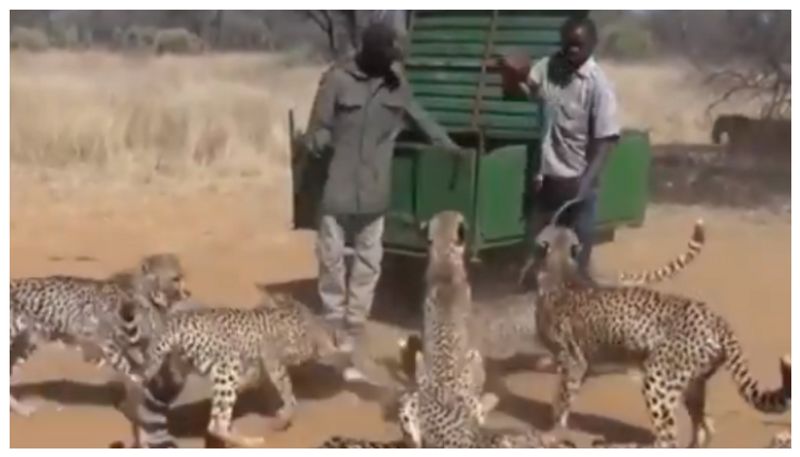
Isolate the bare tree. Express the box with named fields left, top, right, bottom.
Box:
left=651, top=10, right=790, bottom=119
left=303, top=10, right=403, bottom=58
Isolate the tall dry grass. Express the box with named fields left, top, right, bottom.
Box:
left=10, top=51, right=324, bottom=196
left=11, top=51, right=762, bottom=197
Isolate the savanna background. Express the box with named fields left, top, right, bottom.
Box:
left=9, top=10, right=791, bottom=448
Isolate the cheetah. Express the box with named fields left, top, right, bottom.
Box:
left=392, top=211, right=567, bottom=447
left=137, top=292, right=347, bottom=448
left=9, top=253, right=190, bottom=416
left=415, top=211, right=488, bottom=423
left=531, top=222, right=791, bottom=447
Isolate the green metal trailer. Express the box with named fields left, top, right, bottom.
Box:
left=291, top=10, right=651, bottom=262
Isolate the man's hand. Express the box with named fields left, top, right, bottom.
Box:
left=532, top=174, right=543, bottom=194
left=296, top=132, right=319, bottom=157
left=577, top=138, right=617, bottom=200
left=492, top=51, right=532, bottom=97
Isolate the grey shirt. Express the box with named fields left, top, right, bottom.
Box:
left=306, top=58, right=457, bottom=215
left=528, top=55, right=621, bottom=179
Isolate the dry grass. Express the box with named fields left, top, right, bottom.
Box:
left=10, top=50, right=324, bottom=197
left=10, top=51, right=764, bottom=200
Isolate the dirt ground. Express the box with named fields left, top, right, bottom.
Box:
left=9, top=185, right=791, bottom=448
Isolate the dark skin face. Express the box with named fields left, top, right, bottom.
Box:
left=357, top=29, right=400, bottom=78
left=560, top=25, right=595, bottom=70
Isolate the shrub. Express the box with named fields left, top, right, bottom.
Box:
left=154, top=28, right=206, bottom=55
left=10, top=26, right=49, bottom=52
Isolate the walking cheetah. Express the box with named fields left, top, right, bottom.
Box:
left=137, top=292, right=347, bottom=448
left=532, top=222, right=791, bottom=447
left=9, top=253, right=190, bottom=416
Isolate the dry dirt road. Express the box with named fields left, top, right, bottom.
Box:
left=9, top=188, right=791, bottom=448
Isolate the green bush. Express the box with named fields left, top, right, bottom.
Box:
left=10, top=26, right=49, bottom=52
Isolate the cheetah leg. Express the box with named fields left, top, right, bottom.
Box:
left=550, top=348, right=588, bottom=432
left=206, top=365, right=264, bottom=448
left=480, top=392, right=500, bottom=415
left=10, top=330, right=39, bottom=417
left=684, top=378, right=714, bottom=448
left=397, top=392, right=421, bottom=448
left=641, top=357, right=684, bottom=448
left=261, top=355, right=296, bottom=432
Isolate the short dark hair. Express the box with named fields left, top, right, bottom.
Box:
left=560, top=15, right=598, bottom=45
left=360, top=20, right=397, bottom=49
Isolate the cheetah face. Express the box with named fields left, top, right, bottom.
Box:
left=139, top=253, right=191, bottom=309
left=422, top=210, right=467, bottom=271
left=534, top=225, right=581, bottom=292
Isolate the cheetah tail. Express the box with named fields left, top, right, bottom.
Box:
left=722, top=327, right=790, bottom=413
left=617, top=218, right=705, bottom=286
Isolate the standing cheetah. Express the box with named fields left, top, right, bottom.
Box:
left=532, top=222, right=791, bottom=447
left=390, top=211, right=568, bottom=447
left=9, top=253, right=190, bottom=416
left=137, top=292, right=346, bottom=448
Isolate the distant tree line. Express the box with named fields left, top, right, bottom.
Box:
left=10, top=10, right=407, bottom=58
left=10, top=10, right=788, bottom=119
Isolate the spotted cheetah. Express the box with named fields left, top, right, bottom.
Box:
left=396, top=211, right=568, bottom=447
left=137, top=292, right=346, bottom=448
left=415, top=211, right=488, bottom=424
left=532, top=222, right=791, bottom=447
left=9, top=253, right=190, bottom=416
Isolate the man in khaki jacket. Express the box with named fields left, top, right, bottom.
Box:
left=303, top=21, right=461, bottom=379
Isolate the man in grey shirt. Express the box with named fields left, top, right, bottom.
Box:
left=498, top=16, right=620, bottom=283
left=302, top=21, right=461, bottom=380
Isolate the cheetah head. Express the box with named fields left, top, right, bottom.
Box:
left=533, top=224, right=582, bottom=293
left=420, top=210, right=468, bottom=283
left=137, top=253, right=191, bottom=310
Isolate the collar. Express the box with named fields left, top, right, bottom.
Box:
left=575, top=57, right=597, bottom=79
left=342, top=55, right=402, bottom=81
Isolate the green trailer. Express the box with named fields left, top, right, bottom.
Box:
left=291, top=10, right=651, bottom=263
